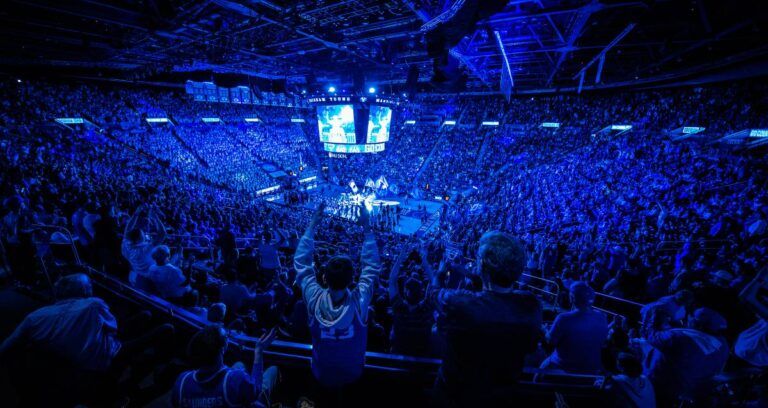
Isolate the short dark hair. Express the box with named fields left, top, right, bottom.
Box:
left=127, top=228, right=144, bottom=243
left=324, top=256, right=355, bottom=290
left=616, top=352, right=642, bottom=377
left=403, top=277, right=424, bottom=305
left=570, top=281, right=595, bottom=308
left=187, top=325, right=227, bottom=367
left=477, top=231, right=525, bottom=288
left=55, top=273, right=93, bottom=299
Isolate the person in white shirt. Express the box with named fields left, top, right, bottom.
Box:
left=121, top=205, right=166, bottom=291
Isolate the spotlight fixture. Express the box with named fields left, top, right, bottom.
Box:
left=368, top=87, right=376, bottom=94
left=328, top=86, right=336, bottom=93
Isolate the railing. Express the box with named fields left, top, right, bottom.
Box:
left=18, top=231, right=617, bottom=402
left=703, top=180, right=749, bottom=192
left=521, top=273, right=562, bottom=311
left=30, top=224, right=82, bottom=266
left=28, top=224, right=82, bottom=298
left=86, top=264, right=608, bottom=391
left=656, top=239, right=736, bottom=253
left=592, top=292, right=642, bottom=323
left=166, top=233, right=214, bottom=260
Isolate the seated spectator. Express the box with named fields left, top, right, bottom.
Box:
left=428, top=231, right=543, bottom=407
left=208, top=303, right=227, bottom=325
left=236, top=246, right=260, bottom=285
left=735, top=319, right=768, bottom=367
left=173, top=326, right=278, bottom=408
left=604, top=352, right=656, bottom=408
left=541, top=281, right=608, bottom=374
left=220, top=269, right=274, bottom=316
left=122, top=205, right=166, bottom=291
left=148, top=245, right=190, bottom=301
left=641, top=289, right=693, bottom=325
left=734, top=267, right=768, bottom=367
left=643, top=307, right=730, bottom=405
left=0, top=273, right=120, bottom=372
left=258, top=232, right=281, bottom=275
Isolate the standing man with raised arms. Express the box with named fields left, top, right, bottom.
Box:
left=294, top=203, right=382, bottom=405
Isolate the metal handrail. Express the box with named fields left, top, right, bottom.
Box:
left=165, top=233, right=214, bottom=260
left=655, top=239, right=736, bottom=252
left=592, top=306, right=628, bottom=322
left=521, top=273, right=562, bottom=309
left=234, top=236, right=262, bottom=249
left=28, top=224, right=81, bottom=299
left=87, top=263, right=610, bottom=387
left=593, top=291, right=644, bottom=308
left=30, top=224, right=82, bottom=265
left=703, top=180, right=749, bottom=192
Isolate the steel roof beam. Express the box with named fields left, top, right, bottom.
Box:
left=638, top=20, right=753, bottom=74
left=546, top=1, right=601, bottom=86
left=11, top=0, right=149, bottom=31
left=571, top=23, right=635, bottom=80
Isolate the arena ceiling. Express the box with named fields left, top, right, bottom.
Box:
left=1, top=0, right=767, bottom=94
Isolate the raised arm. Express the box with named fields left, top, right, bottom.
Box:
left=739, top=266, right=768, bottom=320
left=388, top=247, right=410, bottom=301
left=251, top=328, right=276, bottom=392
left=123, top=205, right=145, bottom=236
left=423, top=242, right=445, bottom=290
left=356, top=205, right=382, bottom=308
left=295, top=203, right=325, bottom=306
left=149, top=208, right=167, bottom=245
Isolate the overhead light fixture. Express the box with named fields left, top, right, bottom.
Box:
left=328, top=86, right=336, bottom=93
left=368, top=87, right=376, bottom=94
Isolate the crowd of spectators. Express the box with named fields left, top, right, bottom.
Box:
left=1, top=78, right=768, bottom=407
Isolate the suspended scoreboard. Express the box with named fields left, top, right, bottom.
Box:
left=306, top=95, right=401, bottom=155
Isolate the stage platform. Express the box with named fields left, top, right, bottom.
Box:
left=276, top=183, right=444, bottom=236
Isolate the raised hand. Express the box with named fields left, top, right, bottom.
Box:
left=309, top=202, right=326, bottom=230
left=254, top=327, right=278, bottom=356
left=358, top=204, right=371, bottom=231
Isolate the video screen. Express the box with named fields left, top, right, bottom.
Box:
left=324, top=143, right=385, bottom=154
left=366, top=106, right=392, bottom=144
left=317, top=105, right=356, bottom=144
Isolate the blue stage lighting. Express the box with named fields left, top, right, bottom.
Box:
left=368, top=87, right=376, bottom=94
left=328, top=86, right=336, bottom=93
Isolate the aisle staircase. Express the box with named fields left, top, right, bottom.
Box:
left=475, top=127, right=495, bottom=171
left=299, top=122, right=322, bottom=168
left=411, top=129, right=444, bottom=184
left=170, top=128, right=209, bottom=168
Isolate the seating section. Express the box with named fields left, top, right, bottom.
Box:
left=1, top=79, right=767, bottom=406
